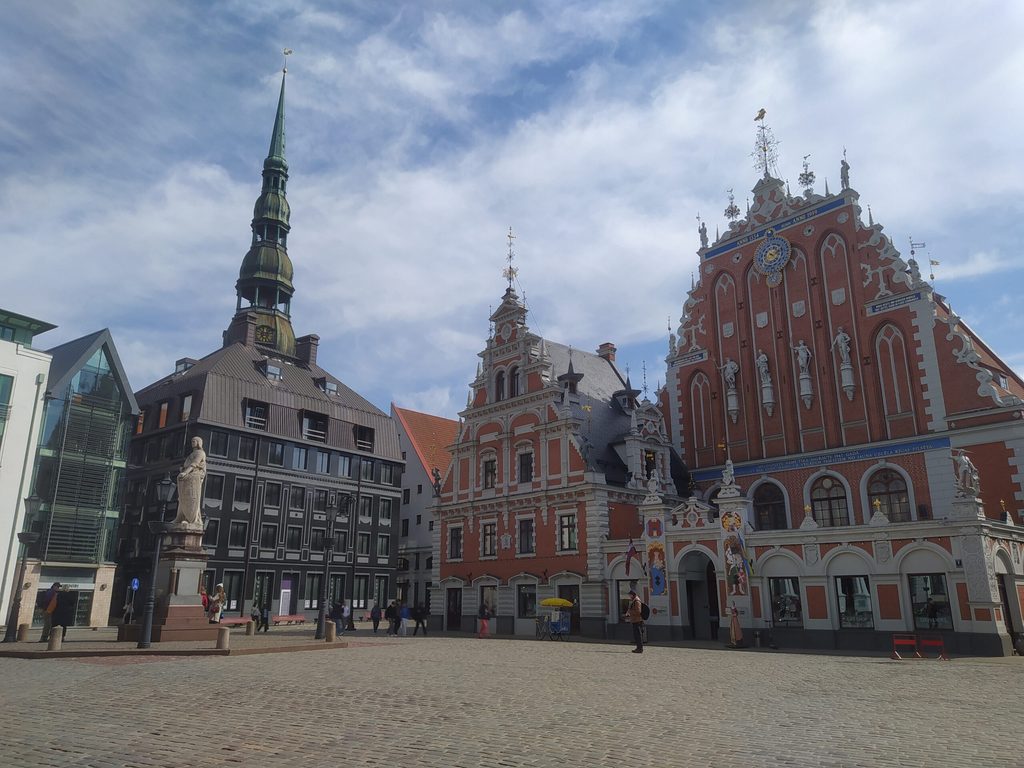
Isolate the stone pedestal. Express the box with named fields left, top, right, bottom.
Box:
left=118, top=527, right=218, bottom=643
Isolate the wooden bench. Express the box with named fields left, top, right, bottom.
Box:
left=272, top=614, right=307, bottom=626
left=219, top=617, right=251, bottom=628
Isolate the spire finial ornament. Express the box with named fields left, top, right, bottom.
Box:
left=282, top=47, right=293, bottom=73
left=503, top=226, right=518, bottom=289
left=724, top=188, right=740, bottom=221
left=868, top=205, right=874, bottom=226
left=798, top=154, right=815, bottom=195
left=752, top=111, right=779, bottom=178
left=641, top=361, right=649, bottom=399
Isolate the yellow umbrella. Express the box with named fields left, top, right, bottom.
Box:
left=540, top=597, right=574, bottom=608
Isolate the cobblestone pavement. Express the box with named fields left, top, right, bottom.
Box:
left=0, top=635, right=1020, bottom=768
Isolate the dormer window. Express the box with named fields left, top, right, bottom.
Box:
left=174, top=358, right=196, bottom=374
left=244, top=400, right=268, bottom=430
left=355, top=425, right=375, bottom=452
left=316, top=377, right=338, bottom=395
left=302, top=411, right=328, bottom=442
left=260, top=360, right=283, bottom=381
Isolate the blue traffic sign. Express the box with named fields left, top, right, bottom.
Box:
left=130, top=577, right=140, bottom=591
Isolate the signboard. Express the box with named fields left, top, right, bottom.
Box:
left=130, top=577, right=140, bottom=591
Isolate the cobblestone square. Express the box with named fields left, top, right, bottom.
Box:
left=0, top=636, right=1019, bottom=768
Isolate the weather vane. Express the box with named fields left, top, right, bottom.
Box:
left=282, top=48, right=293, bottom=73
left=751, top=108, right=779, bottom=178
left=798, top=154, right=815, bottom=195
left=724, top=188, right=740, bottom=221
left=503, top=226, right=518, bottom=288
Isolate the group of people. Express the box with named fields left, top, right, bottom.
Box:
left=200, top=583, right=228, bottom=624
left=375, top=600, right=427, bottom=636
left=36, top=581, right=75, bottom=642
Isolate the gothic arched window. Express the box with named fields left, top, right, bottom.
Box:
left=494, top=371, right=505, bottom=402
left=810, top=475, right=849, bottom=527
left=753, top=483, right=787, bottom=530
left=867, top=468, right=911, bottom=522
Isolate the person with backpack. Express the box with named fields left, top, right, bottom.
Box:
left=624, top=589, right=646, bottom=654
left=37, top=582, right=60, bottom=642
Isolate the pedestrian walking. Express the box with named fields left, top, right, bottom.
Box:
left=384, top=600, right=397, bottom=636
left=329, top=600, right=344, bottom=635
left=258, top=601, right=270, bottom=633
left=37, top=582, right=60, bottom=642
left=53, top=585, right=75, bottom=641
left=399, top=602, right=411, bottom=636
left=208, top=583, right=226, bottom=623
left=623, top=589, right=644, bottom=653
left=370, top=603, right=382, bottom=633
left=342, top=601, right=352, bottom=632
left=412, top=604, right=428, bottom=636
left=477, top=602, right=491, bottom=638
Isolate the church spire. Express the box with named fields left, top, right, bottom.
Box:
left=224, top=63, right=297, bottom=358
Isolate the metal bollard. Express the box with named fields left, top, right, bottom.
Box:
left=325, top=622, right=336, bottom=643
left=216, top=626, right=230, bottom=650
left=17, top=624, right=30, bottom=642
left=245, top=620, right=255, bottom=636
left=47, top=632, right=62, bottom=651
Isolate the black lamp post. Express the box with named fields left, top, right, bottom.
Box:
left=3, top=495, right=42, bottom=643
left=314, top=511, right=337, bottom=640
left=137, top=474, right=175, bottom=649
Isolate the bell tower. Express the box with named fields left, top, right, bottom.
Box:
left=224, top=63, right=297, bottom=358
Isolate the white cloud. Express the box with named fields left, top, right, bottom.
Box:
left=5, top=0, right=1024, bottom=415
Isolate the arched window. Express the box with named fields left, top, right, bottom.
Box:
left=753, top=483, right=787, bottom=530
left=509, top=366, right=520, bottom=397
left=810, top=475, right=849, bottom=527
left=867, top=468, right=910, bottom=522
left=494, top=371, right=505, bottom=402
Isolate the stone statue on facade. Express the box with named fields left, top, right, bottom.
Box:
left=840, top=158, right=850, bottom=190
left=954, top=450, right=980, bottom=496
left=831, top=327, right=852, bottom=366
left=699, top=220, right=708, bottom=249
left=172, top=436, right=207, bottom=530
left=755, top=349, right=771, bottom=386
left=721, top=458, right=735, bottom=487
left=432, top=467, right=442, bottom=497
left=718, top=358, right=739, bottom=391
left=792, top=340, right=812, bottom=375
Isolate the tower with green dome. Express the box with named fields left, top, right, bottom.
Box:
left=224, top=66, right=296, bottom=358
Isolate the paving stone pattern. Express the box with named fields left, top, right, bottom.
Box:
left=0, top=634, right=1020, bottom=768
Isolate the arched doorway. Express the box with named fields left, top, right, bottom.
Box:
left=679, top=550, right=719, bottom=640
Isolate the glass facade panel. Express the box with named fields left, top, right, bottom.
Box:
left=835, top=575, right=873, bottom=628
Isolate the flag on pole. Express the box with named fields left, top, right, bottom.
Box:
left=625, top=538, right=640, bottom=576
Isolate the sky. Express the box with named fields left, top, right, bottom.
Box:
left=3, top=0, right=1023, bottom=419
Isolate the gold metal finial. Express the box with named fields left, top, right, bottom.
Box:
left=503, top=226, right=518, bottom=288
left=282, top=48, right=293, bottom=73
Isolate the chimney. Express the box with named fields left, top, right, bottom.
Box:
left=597, top=342, right=617, bottom=362
left=296, top=334, right=320, bottom=366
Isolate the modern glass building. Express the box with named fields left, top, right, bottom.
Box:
left=26, top=330, right=137, bottom=627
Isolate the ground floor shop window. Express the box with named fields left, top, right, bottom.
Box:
left=353, top=575, right=369, bottom=609
left=769, top=577, right=803, bottom=627
left=223, top=571, right=243, bottom=612
left=252, top=572, right=273, bottom=609
left=835, top=575, right=873, bottom=628
left=329, top=575, right=346, bottom=605
left=908, top=573, right=953, bottom=630
left=517, top=584, right=536, bottom=618
left=304, top=574, right=322, bottom=609
left=375, top=575, right=388, bottom=605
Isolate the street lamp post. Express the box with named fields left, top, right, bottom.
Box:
left=2, top=495, right=42, bottom=643
left=314, top=511, right=337, bottom=640
left=137, top=474, right=176, bottom=649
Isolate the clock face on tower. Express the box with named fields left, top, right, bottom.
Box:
left=255, top=325, right=276, bottom=344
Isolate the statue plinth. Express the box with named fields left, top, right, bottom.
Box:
left=117, top=525, right=218, bottom=643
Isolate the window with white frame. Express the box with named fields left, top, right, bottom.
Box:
left=481, top=521, right=497, bottom=557
left=517, top=450, right=534, bottom=483
left=376, top=534, right=390, bottom=559
left=517, top=517, right=535, bottom=555
left=557, top=513, right=577, bottom=551
left=867, top=468, right=911, bottom=522
left=448, top=524, right=463, bottom=560
left=810, top=475, right=849, bottom=527
left=379, top=497, right=392, bottom=525
left=482, top=456, right=497, bottom=489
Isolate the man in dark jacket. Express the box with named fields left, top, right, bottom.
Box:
left=53, top=587, right=76, bottom=640
left=412, top=604, right=428, bottom=636
left=384, top=601, right=397, bottom=636
left=37, top=582, right=60, bottom=642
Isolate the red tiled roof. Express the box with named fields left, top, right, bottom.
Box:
left=392, top=405, right=459, bottom=477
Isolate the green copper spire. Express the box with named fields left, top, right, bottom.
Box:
left=224, top=66, right=297, bottom=358
left=265, top=68, right=287, bottom=172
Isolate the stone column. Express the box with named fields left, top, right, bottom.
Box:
left=716, top=478, right=754, bottom=645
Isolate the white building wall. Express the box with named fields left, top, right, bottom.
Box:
left=0, top=341, right=51, bottom=626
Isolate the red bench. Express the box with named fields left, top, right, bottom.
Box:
left=220, top=617, right=251, bottom=628
left=272, top=614, right=306, bottom=626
